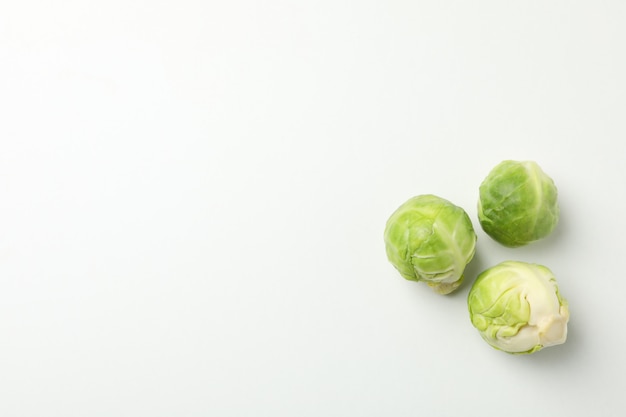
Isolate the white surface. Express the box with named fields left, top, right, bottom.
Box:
left=1, top=1, right=625, bottom=416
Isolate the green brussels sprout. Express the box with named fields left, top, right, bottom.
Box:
left=384, top=194, right=477, bottom=294
left=478, top=160, right=559, bottom=247
left=468, top=261, right=569, bottom=354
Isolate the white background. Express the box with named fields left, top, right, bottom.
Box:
left=1, top=1, right=625, bottom=416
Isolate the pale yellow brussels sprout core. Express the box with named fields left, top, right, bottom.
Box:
left=468, top=261, right=569, bottom=354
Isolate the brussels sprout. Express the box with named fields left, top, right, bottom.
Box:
left=384, top=195, right=477, bottom=294
left=468, top=261, right=569, bottom=354
left=478, top=160, right=559, bottom=247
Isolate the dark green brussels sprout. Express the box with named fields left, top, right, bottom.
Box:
left=478, top=160, right=559, bottom=247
